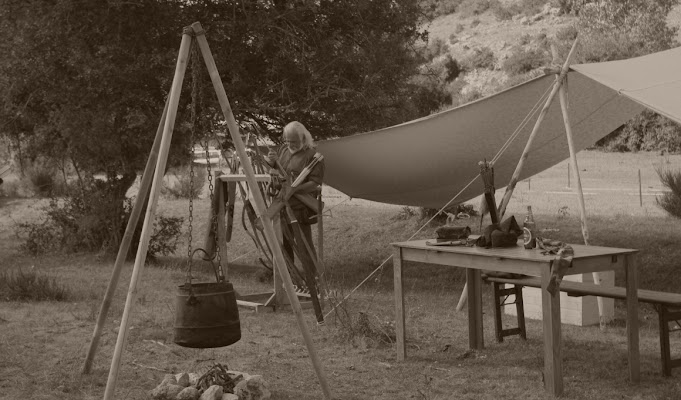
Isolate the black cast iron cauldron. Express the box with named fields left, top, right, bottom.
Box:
left=173, top=281, right=241, bottom=348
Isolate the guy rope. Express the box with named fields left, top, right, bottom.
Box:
left=323, top=61, right=558, bottom=320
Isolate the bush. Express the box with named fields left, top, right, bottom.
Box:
left=163, top=166, right=207, bottom=199
left=502, top=47, right=549, bottom=75
left=656, top=167, right=681, bottom=219
left=551, top=0, right=583, bottom=15
left=0, top=268, right=70, bottom=301
left=518, top=0, right=546, bottom=16
left=596, top=110, right=681, bottom=153
left=16, top=182, right=184, bottom=257
left=443, top=55, right=462, bottom=82
left=458, top=0, right=492, bottom=17
left=144, top=215, right=184, bottom=259
left=577, top=0, right=678, bottom=62
left=0, top=179, right=19, bottom=197
left=518, top=34, right=531, bottom=46
left=419, top=203, right=479, bottom=224
left=555, top=24, right=578, bottom=42
left=463, top=46, right=496, bottom=70
left=452, top=88, right=484, bottom=106
left=27, top=165, right=56, bottom=197
left=420, top=0, right=463, bottom=19
left=491, top=0, right=521, bottom=20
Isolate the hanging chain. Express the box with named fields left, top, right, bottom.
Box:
left=196, top=53, right=224, bottom=282
left=185, top=38, right=200, bottom=285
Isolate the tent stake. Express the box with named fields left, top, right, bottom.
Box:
left=81, top=97, right=170, bottom=375
left=103, top=29, right=193, bottom=400
left=191, top=22, right=333, bottom=399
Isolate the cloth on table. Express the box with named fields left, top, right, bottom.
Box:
left=536, top=237, right=574, bottom=295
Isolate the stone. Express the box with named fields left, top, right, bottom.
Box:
left=221, top=394, right=239, bottom=400
left=176, top=372, right=191, bottom=387
left=234, top=375, right=271, bottom=400
left=226, top=370, right=251, bottom=382
left=162, top=374, right=178, bottom=386
left=199, top=385, right=224, bottom=400
left=188, top=373, right=200, bottom=386
left=177, top=387, right=201, bottom=400
left=150, top=382, right=183, bottom=400
left=150, top=375, right=182, bottom=400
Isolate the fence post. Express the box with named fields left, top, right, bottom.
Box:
left=639, top=169, right=642, bottom=207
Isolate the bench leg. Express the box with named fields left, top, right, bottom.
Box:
left=659, top=305, right=672, bottom=376
left=659, top=306, right=681, bottom=376
left=493, top=282, right=504, bottom=343
left=516, top=286, right=527, bottom=340
left=491, top=283, right=527, bottom=343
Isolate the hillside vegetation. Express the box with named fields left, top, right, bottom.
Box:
left=416, top=0, right=681, bottom=152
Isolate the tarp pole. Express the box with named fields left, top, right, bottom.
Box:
left=191, top=22, right=333, bottom=399
left=456, top=38, right=579, bottom=311
left=557, top=64, right=606, bottom=329
left=103, top=29, right=192, bottom=400
left=81, top=97, right=170, bottom=375
left=497, top=38, right=579, bottom=220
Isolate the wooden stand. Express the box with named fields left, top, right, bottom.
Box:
left=100, top=23, right=333, bottom=400
left=208, top=174, right=324, bottom=312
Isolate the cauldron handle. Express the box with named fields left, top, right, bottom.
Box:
left=184, top=248, right=222, bottom=304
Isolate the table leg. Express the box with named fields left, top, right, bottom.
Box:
left=625, top=254, right=640, bottom=382
left=394, top=247, right=405, bottom=361
left=541, top=267, right=563, bottom=396
left=466, top=268, right=484, bottom=349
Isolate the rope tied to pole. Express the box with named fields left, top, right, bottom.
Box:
left=323, top=77, right=556, bottom=320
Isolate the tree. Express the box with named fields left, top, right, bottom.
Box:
left=0, top=0, right=442, bottom=253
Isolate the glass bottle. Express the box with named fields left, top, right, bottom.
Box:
left=523, top=206, right=536, bottom=249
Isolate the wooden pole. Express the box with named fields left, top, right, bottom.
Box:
left=318, top=190, right=324, bottom=267
left=103, top=30, right=192, bottom=400
left=567, top=162, right=571, bottom=188
left=455, top=283, right=468, bottom=311
left=639, top=169, right=643, bottom=207
left=191, top=22, right=333, bottom=399
left=558, top=75, right=606, bottom=329
left=456, top=38, right=579, bottom=312
left=81, top=97, right=170, bottom=375
left=496, top=38, right=579, bottom=220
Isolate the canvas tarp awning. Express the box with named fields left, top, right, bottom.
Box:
left=315, top=46, right=681, bottom=209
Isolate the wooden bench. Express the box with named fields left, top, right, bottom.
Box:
left=483, top=275, right=681, bottom=376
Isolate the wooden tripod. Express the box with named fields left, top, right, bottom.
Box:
left=84, top=22, right=332, bottom=400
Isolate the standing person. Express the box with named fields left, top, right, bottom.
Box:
left=265, top=121, right=325, bottom=276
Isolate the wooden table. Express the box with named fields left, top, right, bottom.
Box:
left=392, top=240, right=640, bottom=396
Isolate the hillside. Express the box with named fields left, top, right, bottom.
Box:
left=422, top=0, right=681, bottom=99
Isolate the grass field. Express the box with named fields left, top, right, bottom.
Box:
left=0, top=150, right=680, bottom=400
